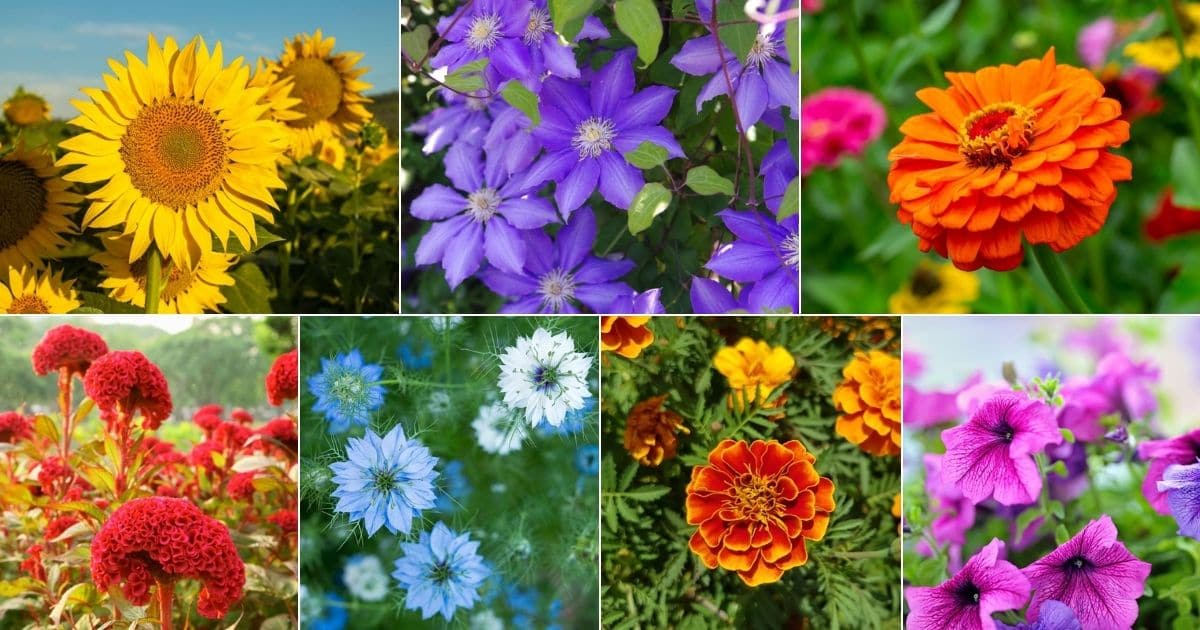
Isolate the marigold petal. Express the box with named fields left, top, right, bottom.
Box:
left=717, top=547, right=755, bottom=572
left=739, top=556, right=784, bottom=586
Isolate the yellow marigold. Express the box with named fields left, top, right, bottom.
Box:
left=3, top=88, right=50, bottom=126
left=713, top=338, right=795, bottom=411
left=1125, top=4, right=1200, bottom=73
left=888, top=260, right=980, bottom=313
left=601, top=317, right=653, bottom=359
left=892, top=493, right=901, bottom=519
left=833, top=351, right=900, bottom=457
left=623, top=394, right=689, bottom=466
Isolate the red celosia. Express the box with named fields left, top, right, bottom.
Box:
left=0, top=411, right=33, bottom=443
left=227, top=472, right=257, bottom=501
left=230, top=408, right=254, bottom=425
left=215, top=421, right=253, bottom=450
left=45, top=516, right=79, bottom=541
left=31, top=325, right=108, bottom=377
left=267, top=509, right=297, bottom=535
left=265, top=349, right=298, bottom=406
left=37, top=456, right=72, bottom=495
left=1145, top=189, right=1200, bottom=242
left=83, top=351, right=172, bottom=430
left=193, top=405, right=224, bottom=435
left=257, top=417, right=298, bottom=453
left=142, top=436, right=187, bottom=467
left=91, top=497, right=245, bottom=619
left=21, top=544, right=45, bottom=581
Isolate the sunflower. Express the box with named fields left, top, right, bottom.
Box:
left=93, top=235, right=235, bottom=313
left=265, top=29, right=373, bottom=158
left=57, top=34, right=288, bottom=268
left=0, top=142, right=80, bottom=271
left=3, top=88, right=51, bottom=126
left=888, top=260, right=980, bottom=313
left=315, top=137, right=346, bottom=170
left=0, top=267, right=80, bottom=313
left=888, top=48, right=1131, bottom=271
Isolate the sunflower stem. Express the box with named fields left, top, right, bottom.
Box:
left=1161, top=0, right=1200, bottom=155
left=144, top=249, right=163, bottom=314
left=1027, top=245, right=1091, bottom=314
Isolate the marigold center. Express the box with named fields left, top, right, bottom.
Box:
left=731, top=473, right=780, bottom=522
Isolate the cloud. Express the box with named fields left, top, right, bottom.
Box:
left=73, top=21, right=185, bottom=40
left=0, top=71, right=97, bottom=118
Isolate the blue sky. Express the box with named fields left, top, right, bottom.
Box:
left=1, top=0, right=397, bottom=116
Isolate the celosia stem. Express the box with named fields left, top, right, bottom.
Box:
left=144, top=249, right=163, bottom=315
left=1161, top=0, right=1200, bottom=158
left=1028, top=245, right=1092, bottom=314
left=156, top=579, right=175, bottom=630
left=57, top=367, right=73, bottom=460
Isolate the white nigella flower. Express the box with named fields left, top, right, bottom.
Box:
left=342, top=555, right=389, bottom=602
left=470, top=609, right=505, bottom=630
left=428, top=390, right=453, bottom=415
left=497, top=328, right=591, bottom=428
left=472, top=401, right=529, bottom=455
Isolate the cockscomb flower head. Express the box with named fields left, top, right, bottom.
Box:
left=686, top=439, right=835, bottom=586
left=623, top=394, right=688, bottom=466
left=307, top=349, right=385, bottom=434
left=330, top=423, right=438, bottom=537
left=497, top=327, right=592, bottom=428
left=91, top=497, right=245, bottom=619
left=83, top=350, right=172, bottom=430
left=888, top=48, right=1132, bottom=271
left=905, top=539, right=1031, bottom=630
left=392, top=521, right=491, bottom=621
left=31, top=325, right=108, bottom=377
left=0, top=411, right=33, bottom=443
left=266, top=349, right=299, bottom=406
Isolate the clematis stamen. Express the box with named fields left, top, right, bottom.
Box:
left=747, top=32, right=779, bottom=68
left=466, top=188, right=502, bottom=222
left=537, top=267, right=578, bottom=311
left=465, top=13, right=503, bottom=52
left=523, top=8, right=553, bottom=45
left=572, top=117, right=617, bottom=158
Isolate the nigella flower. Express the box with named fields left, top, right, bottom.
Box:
left=996, top=600, right=1082, bottom=630
left=905, top=539, right=1031, bottom=630
left=1137, top=427, right=1200, bottom=514
left=1022, top=515, right=1151, bottom=630
left=942, top=391, right=1062, bottom=505
left=525, top=50, right=684, bottom=215
left=412, top=143, right=558, bottom=288
left=575, top=444, right=599, bottom=475
left=472, top=401, right=529, bottom=455
left=408, top=89, right=496, bottom=154
left=669, top=0, right=798, bottom=130
left=342, top=555, right=389, bottom=602
left=539, top=395, right=594, bottom=436
left=429, top=0, right=534, bottom=83
left=497, top=327, right=592, bottom=428
left=480, top=207, right=636, bottom=313
left=435, top=460, right=472, bottom=512
left=705, top=209, right=799, bottom=313
left=300, top=588, right=348, bottom=630
left=392, top=521, right=490, bottom=621
left=307, top=349, right=385, bottom=434
left=1158, top=461, right=1200, bottom=539
left=329, top=424, right=439, bottom=536
left=397, top=340, right=434, bottom=370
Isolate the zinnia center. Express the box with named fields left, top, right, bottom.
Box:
left=120, top=99, right=228, bottom=209
left=466, top=13, right=503, bottom=52
left=0, top=160, right=47, bottom=249
left=731, top=473, right=780, bottom=522
left=280, top=57, right=345, bottom=127
left=572, top=117, right=617, bottom=158
left=958, top=102, right=1036, bottom=169
left=466, top=187, right=502, bottom=222
left=8, top=293, right=49, bottom=314
left=131, top=257, right=194, bottom=303
left=524, top=8, right=553, bottom=45
left=538, top=267, right=577, bottom=310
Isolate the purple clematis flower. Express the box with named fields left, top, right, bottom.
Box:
left=480, top=207, right=636, bottom=313
left=408, top=89, right=497, bottom=154
left=905, top=538, right=1030, bottom=630
left=1023, top=515, right=1150, bottom=630
left=761, top=139, right=798, bottom=215
left=996, top=600, right=1082, bottom=630
left=705, top=209, right=799, bottom=313
left=610, top=288, right=666, bottom=314
left=942, top=391, right=1062, bottom=505
left=670, top=0, right=798, bottom=130
left=524, top=49, right=684, bottom=215
left=519, top=0, right=580, bottom=84
left=483, top=104, right=539, bottom=177
left=412, top=143, right=558, bottom=288
left=1159, top=461, right=1200, bottom=539
left=1138, top=428, right=1200, bottom=514
left=430, top=0, right=536, bottom=85
left=689, top=276, right=748, bottom=313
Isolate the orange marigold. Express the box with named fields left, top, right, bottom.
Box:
left=888, top=48, right=1132, bottom=271
left=601, top=316, right=654, bottom=358
left=623, top=394, right=689, bottom=466
left=686, top=439, right=835, bottom=586
left=833, top=351, right=900, bottom=456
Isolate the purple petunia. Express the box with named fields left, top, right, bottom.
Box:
left=905, top=538, right=1030, bottom=630
left=412, top=143, right=558, bottom=288
left=705, top=209, right=799, bottom=313
left=1089, top=351, right=1159, bottom=422
left=524, top=49, right=684, bottom=215
left=1137, top=428, right=1200, bottom=514
left=480, top=207, right=637, bottom=313
left=1023, top=515, right=1150, bottom=630
left=430, top=0, right=535, bottom=85
left=1158, top=461, right=1200, bottom=539
left=919, top=455, right=976, bottom=556
left=996, top=600, right=1082, bottom=630
left=942, top=391, right=1062, bottom=505
left=904, top=371, right=984, bottom=428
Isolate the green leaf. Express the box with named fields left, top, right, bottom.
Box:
left=777, top=176, right=799, bottom=220
left=627, top=183, right=672, bottom=235
left=500, top=81, right=541, bottom=127
left=213, top=222, right=285, bottom=255
left=1059, top=427, right=1075, bottom=444
left=550, top=0, right=601, bottom=41
left=624, top=141, right=669, bottom=169
left=620, top=485, right=671, bottom=501
left=1054, top=523, right=1070, bottom=545
left=1050, top=460, right=1069, bottom=477
left=400, top=24, right=431, bottom=67
left=921, top=0, right=961, bottom=36
left=0, top=579, right=40, bottom=597
left=716, top=1, right=758, bottom=63
left=786, top=16, right=799, bottom=75
left=444, top=58, right=489, bottom=93
left=685, top=166, right=735, bottom=196
left=614, top=0, right=663, bottom=66
left=77, top=291, right=142, bottom=314
left=221, top=263, right=274, bottom=314
left=1170, top=138, right=1200, bottom=207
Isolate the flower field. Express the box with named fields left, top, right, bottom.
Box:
left=0, top=316, right=298, bottom=628
left=600, top=316, right=900, bottom=627
left=401, top=0, right=800, bottom=314
left=802, top=0, right=1200, bottom=314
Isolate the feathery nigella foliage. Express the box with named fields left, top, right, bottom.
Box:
left=402, top=0, right=800, bottom=313
left=300, top=316, right=598, bottom=627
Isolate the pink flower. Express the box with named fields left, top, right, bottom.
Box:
left=801, top=0, right=822, bottom=12
left=1138, top=428, right=1200, bottom=514
left=906, top=539, right=1030, bottom=630
left=905, top=372, right=984, bottom=428
left=1077, top=17, right=1117, bottom=69
left=800, top=87, right=885, bottom=175
left=918, top=455, right=976, bottom=564
left=942, top=392, right=1062, bottom=505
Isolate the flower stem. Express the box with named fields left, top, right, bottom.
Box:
left=1027, top=244, right=1091, bottom=314
left=57, top=367, right=73, bottom=462
left=156, top=579, right=175, bottom=630
left=144, top=249, right=163, bottom=314
left=1161, top=0, right=1200, bottom=156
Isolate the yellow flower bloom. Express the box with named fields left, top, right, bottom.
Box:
left=3, top=88, right=50, bottom=126
left=623, top=394, right=688, bottom=466
left=315, top=137, right=347, bottom=170
left=93, top=235, right=236, bottom=314
left=0, top=142, right=80, bottom=270
left=1124, top=4, right=1200, bottom=73
left=601, top=316, right=653, bottom=358
left=888, top=261, right=980, bottom=314
left=57, top=34, right=288, bottom=267
left=833, top=351, right=901, bottom=457
left=713, top=338, right=795, bottom=410
left=0, top=267, right=80, bottom=313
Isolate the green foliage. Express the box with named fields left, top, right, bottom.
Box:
left=602, top=317, right=901, bottom=628
left=615, top=0, right=665, bottom=66
left=628, top=183, right=673, bottom=235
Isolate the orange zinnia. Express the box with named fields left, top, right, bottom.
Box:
left=888, top=48, right=1132, bottom=271
left=686, top=439, right=835, bottom=586
left=833, top=351, right=901, bottom=457
left=601, top=316, right=654, bottom=358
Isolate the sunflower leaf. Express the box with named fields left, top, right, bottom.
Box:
left=222, top=263, right=274, bottom=314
